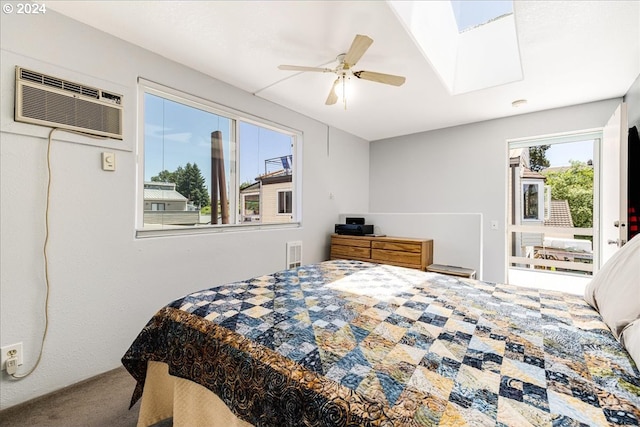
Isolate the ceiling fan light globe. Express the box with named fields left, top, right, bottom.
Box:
left=333, top=76, right=353, bottom=103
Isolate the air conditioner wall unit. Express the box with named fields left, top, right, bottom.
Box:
left=15, top=66, right=123, bottom=139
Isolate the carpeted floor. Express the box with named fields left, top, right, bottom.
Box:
left=0, top=366, right=171, bottom=427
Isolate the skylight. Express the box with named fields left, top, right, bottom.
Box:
left=450, top=0, right=514, bottom=32
left=387, top=0, right=522, bottom=94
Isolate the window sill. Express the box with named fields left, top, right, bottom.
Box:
left=135, top=222, right=301, bottom=239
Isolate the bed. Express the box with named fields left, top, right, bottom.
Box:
left=122, top=255, right=640, bottom=426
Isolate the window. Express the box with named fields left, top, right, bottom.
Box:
left=241, top=192, right=260, bottom=223
left=139, top=80, right=300, bottom=233
left=522, top=180, right=543, bottom=221
left=278, top=190, right=292, bottom=214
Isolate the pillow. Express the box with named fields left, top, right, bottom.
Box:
left=584, top=233, right=640, bottom=341
left=620, top=319, right=640, bottom=369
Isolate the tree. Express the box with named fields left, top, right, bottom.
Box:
left=529, top=145, right=550, bottom=172
left=151, top=169, right=176, bottom=183
left=180, top=163, right=210, bottom=209
left=151, top=163, right=210, bottom=208
left=542, top=160, right=593, bottom=228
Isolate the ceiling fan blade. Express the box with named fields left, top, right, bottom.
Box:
left=354, top=71, right=406, bottom=86
left=278, top=65, right=333, bottom=73
left=325, top=78, right=339, bottom=105
left=343, top=34, right=373, bottom=67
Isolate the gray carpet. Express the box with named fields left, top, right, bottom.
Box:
left=0, top=366, right=172, bottom=427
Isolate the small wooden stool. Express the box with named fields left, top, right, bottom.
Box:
left=426, top=264, right=476, bottom=279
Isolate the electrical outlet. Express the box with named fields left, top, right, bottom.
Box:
left=1, top=343, right=23, bottom=371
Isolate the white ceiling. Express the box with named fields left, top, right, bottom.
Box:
left=47, top=1, right=640, bottom=141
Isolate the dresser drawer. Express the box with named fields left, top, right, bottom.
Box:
left=331, top=236, right=371, bottom=248
left=331, top=245, right=371, bottom=259
left=372, top=241, right=423, bottom=253
left=372, top=249, right=422, bottom=266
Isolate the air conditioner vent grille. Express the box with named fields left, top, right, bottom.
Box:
left=20, top=68, right=100, bottom=99
left=20, top=69, right=45, bottom=83
left=21, top=85, right=122, bottom=135
left=82, top=87, right=99, bottom=98
left=42, top=76, right=63, bottom=89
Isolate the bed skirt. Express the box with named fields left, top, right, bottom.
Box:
left=137, top=361, right=253, bottom=427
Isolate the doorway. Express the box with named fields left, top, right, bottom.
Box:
left=507, top=132, right=600, bottom=294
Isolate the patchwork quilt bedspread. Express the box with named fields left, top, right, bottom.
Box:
left=122, top=260, right=640, bottom=426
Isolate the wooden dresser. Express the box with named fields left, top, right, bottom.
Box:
left=330, top=234, right=433, bottom=271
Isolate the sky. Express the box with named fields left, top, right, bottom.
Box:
left=544, top=140, right=594, bottom=167
left=144, top=93, right=292, bottom=193
left=450, top=0, right=513, bottom=32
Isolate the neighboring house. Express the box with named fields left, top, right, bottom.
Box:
left=143, top=182, right=200, bottom=225
left=143, top=182, right=188, bottom=211
left=240, top=156, right=293, bottom=224
left=260, top=173, right=293, bottom=224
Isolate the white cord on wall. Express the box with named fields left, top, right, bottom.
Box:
left=9, top=127, right=108, bottom=380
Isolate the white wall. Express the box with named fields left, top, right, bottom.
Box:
left=369, top=99, right=622, bottom=283
left=0, top=11, right=369, bottom=409
left=626, top=74, right=640, bottom=128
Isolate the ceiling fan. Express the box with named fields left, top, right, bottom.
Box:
left=278, top=34, right=406, bottom=108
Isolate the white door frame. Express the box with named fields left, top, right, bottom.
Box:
left=506, top=130, right=602, bottom=283
left=600, top=102, right=629, bottom=265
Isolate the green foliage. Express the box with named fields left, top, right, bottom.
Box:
left=529, top=145, right=550, bottom=172
left=543, top=161, right=593, bottom=228
left=151, top=163, right=211, bottom=209
left=151, top=169, right=176, bottom=183
left=200, top=205, right=211, bottom=214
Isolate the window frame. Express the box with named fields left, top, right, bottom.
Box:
left=277, top=190, right=293, bottom=215
left=136, top=79, right=302, bottom=238
left=521, top=179, right=544, bottom=222
left=241, top=190, right=261, bottom=223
